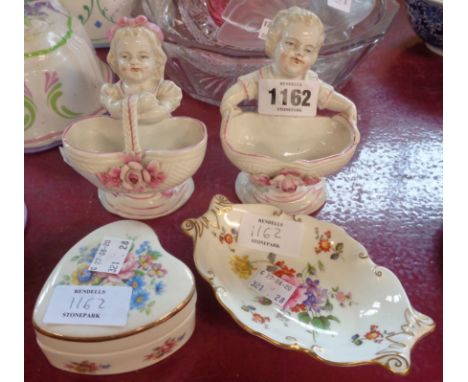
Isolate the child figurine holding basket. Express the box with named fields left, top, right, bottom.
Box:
left=101, top=16, right=182, bottom=124
left=220, top=7, right=357, bottom=125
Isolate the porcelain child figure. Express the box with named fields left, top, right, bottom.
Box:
left=220, top=7, right=360, bottom=214
left=221, top=7, right=356, bottom=124
left=101, top=16, right=182, bottom=123
left=60, top=16, right=208, bottom=219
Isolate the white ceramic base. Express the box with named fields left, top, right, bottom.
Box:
left=235, top=172, right=327, bottom=215
left=98, top=178, right=194, bottom=219
left=37, top=307, right=196, bottom=375
left=425, top=43, right=442, bottom=56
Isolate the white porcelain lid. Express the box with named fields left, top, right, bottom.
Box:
left=33, top=220, right=195, bottom=340
left=24, top=1, right=73, bottom=55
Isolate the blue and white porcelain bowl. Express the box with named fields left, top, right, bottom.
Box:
left=405, top=0, right=443, bottom=55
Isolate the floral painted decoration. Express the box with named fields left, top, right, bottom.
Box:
left=61, top=239, right=168, bottom=315
left=143, top=334, right=186, bottom=362
left=97, top=153, right=166, bottom=192
left=314, top=228, right=344, bottom=260
left=251, top=169, right=320, bottom=193
left=233, top=254, right=354, bottom=332
left=64, top=360, right=111, bottom=373
left=351, top=325, right=392, bottom=346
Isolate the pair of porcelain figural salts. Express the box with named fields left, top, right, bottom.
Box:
left=27, top=5, right=358, bottom=218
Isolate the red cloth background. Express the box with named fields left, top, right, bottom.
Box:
left=25, top=3, right=442, bottom=381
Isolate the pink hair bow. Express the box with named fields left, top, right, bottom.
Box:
left=107, top=15, right=164, bottom=43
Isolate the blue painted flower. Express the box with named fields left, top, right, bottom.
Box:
left=303, top=277, right=328, bottom=313
left=155, top=281, right=165, bottom=295
left=136, top=241, right=150, bottom=255
left=130, top=289, right=149, bottom=310
left=127, top=276, right=145, bottom=290
left=82, top=245, right=99, bottom=264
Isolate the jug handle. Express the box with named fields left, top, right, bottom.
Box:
left=122, top=95, right=142, bottom=154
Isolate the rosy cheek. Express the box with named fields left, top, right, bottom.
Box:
left=279, top=52, right=289, bottom=66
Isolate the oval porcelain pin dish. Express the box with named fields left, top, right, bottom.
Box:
left=33, top=220, right=196, bottom=375
left=182, top=195, right=435, bottom=375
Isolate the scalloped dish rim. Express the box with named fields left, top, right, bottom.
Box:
left=182, top=194, right=435, bottom=375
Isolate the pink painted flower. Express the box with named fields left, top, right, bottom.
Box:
left=160, top=338, right=177, bottom=353
left=138, top=254, right=154, bottom=270
left=335, top=291, right=352, bottom=306
left=281, top=274, right=306, bottom=310
left=148, top=263, right=167, bottom=278
left=44, top=71, right=59, bottom=93
left=97, top=253, right=138, bottom=283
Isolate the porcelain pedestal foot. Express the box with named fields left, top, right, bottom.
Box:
left=98, top=178, right=194, bottom=219
left=235, top=172, right=327, bottom=215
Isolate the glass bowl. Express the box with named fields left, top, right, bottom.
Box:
left=143, top=0, right=399, bottom=105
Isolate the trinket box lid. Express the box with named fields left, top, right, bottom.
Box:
left=33, top=220, right=195, bottom=341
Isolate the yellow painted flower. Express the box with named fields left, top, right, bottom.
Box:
left=71, top=263, right=101, bottom=285
left=230, top=255, right=254, bottom=279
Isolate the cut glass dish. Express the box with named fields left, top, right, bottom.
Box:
left=143, top=0, right=399, bottom=105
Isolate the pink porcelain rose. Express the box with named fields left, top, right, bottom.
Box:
left=98, top=154, right=166, bottom=192
left=270, top=173, right=303, bottom=192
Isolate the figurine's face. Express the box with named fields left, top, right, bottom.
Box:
left=274, top=22, right=321, bottom=79
left=115, top=34, right=157, bottom=84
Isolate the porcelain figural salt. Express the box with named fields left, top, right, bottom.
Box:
left=61, top=16, right=207, bottom=219
left=220, top=7, right=360, bottom=215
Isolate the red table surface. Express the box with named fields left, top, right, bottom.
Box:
left=24, top=4, right=442, bottom=382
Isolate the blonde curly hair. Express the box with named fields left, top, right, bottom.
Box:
left=265, top=7, right=325, bottom=58
left=107, top=26, right=167, bottom=82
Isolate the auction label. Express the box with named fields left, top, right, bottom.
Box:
left=258, top=18, right=272, bottom=40
left=237, top=213, right=304, bottom=258
left=327, top=0, right=352, bottom=13
left=258, top=79, right=319, bottom=117
left=43, top=285, right=132, bottom=326
left=249, top=270, right=297, bottom=307
left=88, top=237, right=133, bottom=274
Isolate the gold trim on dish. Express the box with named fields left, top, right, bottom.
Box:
left=182, top=194, right=436, bottom=375
left=33, top=287, right=196, bottom=343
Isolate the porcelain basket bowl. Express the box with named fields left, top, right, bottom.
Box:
left=182, top=195, right=435, bottom=375
left=221, top=112, right=360, bottom=214
left=61, top=97, right=207, bottom=219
